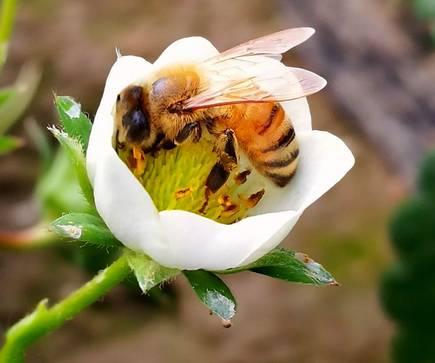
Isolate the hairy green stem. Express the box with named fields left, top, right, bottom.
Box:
left=0, top=253, right=131, bottom=363
left=0, top=0, right=17, bottom=68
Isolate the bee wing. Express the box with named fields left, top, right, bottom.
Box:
left=183, top=61, right=327, bottom=110
left=182, top=28, right=325, bottom=110
left=208, top=27, right=316, bottom=63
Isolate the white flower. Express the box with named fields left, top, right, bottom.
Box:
left=86, top=36, right=354, bottom=271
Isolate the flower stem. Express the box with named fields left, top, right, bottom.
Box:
left=0, top=224, right=58, bottom=250
left=0, top=0, right=17, bottom=68
left=0, top=253, right=131, bottom=363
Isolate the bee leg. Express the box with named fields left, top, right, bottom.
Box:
left=206, top=163, right=231, bottom=193
left=221, top=129, right=238, bottom=164
left=161, top=139, right=176, bottom=150
left=206, top=129, right=238, bottom=193
left=175, top=122, right=202, bottom=144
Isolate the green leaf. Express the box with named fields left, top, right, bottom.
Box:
left=0, top=135, right=21, bottom=154
left=50, top=213, right=122, bottom=248
left=418, top=149, right=435, bottom=202
left=127, top=252, right=179, bottom=293
left=220, top=248, right=337, bottom=286
left=0, top=64, right=41, bottom=135
left=184, top=270, right=236, bottom=325
left=0, top=86, right=15, bottom=105
left=26, top=119, right=53, bottom=172
left=54, top=96, right=92, bottom=150
left=413, top=0, right=435, bottom=21
left=0, top=0, right=18, bottom=70
left=35, top=149, right=90, bottom=218
left=49, top=127, right=94, bottom=206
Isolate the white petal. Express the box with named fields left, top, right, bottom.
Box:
left=154, top=36, right=219, bottom=68
left=146, top=129, right=353, bottom=270
left=87, top=56, right=153, bottom=184
left=93, top=150, right=165, bottom=255
left=254, top=130, right=355, bottom=215
left=86, top=56, right=163, bottom=255
left=153, top=209, right=301, bottom=270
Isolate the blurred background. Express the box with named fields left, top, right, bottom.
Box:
left=1, top=0, right=435, bottom=362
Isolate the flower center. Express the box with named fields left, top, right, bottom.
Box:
left=117, top=134, right=264, bottom=224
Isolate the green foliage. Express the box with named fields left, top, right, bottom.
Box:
left=392, top=329, right=435, bottom=363
left=0, top=255, right=131, bottom=363
left=380, top=263, right=435, bottom=329
left=0, top=134, right=21, bottom=154
left=54, top=96, right=92, bottom=150
left=0, top=0, right=40, bottom=156
left=0, top=0, right=18, bottom=69
left=221, top=248, right=337, bottom=285
left=36, top=96, right=94, bottom=218
left=59, top=244, right=120, bottom=276
left=49, top=127, right=94, bottom=207
left=410, top=0, right=435, bottom=45
left=389, top=197, right=435, bottom=269
left=0, top=86, right=14, bottom=103
left=0, top=64, right=40, bottom=135
left=381, top=149, right=435, bottom=362
left=413, top=0, right=435, bottom=21
left=0, top=65, right=40, bottom=156
left=35, top=149, right=89, bottom=219
left=418, top=150, right=435, bottom=202
left=126, top=251, right=179, bottom=293
left=48, top=96, right=338, bottom=327
left=184, top=270, right=236, bottom=324
left=50, top=213, right=122, bottom=248
left=42, top=99, right=106, bottom=274
left=26, top=119, right=53, bottom=172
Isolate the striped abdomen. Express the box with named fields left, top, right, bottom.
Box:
left=227, top=102, right=299, bottom=187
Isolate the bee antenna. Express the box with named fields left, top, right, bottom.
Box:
left=115, top=48, right=122, bottom=59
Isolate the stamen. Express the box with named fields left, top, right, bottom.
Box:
left=117, top=135, right=266, bottom=225
left=241, top=189, right=265, bottom=209
left=132, top=146, right=146, bottom=176
left=175, top=187, right=193, bottom=200
left=234, top=170, right=251, bottom=185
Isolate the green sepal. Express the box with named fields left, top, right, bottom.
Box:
left=183, top=270, right=236, bottom=324
left=50, top=213, right=122, bottom=249
left=0, top=135, right=22, bottom=154
left=54, top=95, right=92, bottom=150
left=220, top=248, right=337, bottom=286
left=49, top=127, right=94, bottom=206
left=126, top=251, right=179, bottom=293
left=35, top=149, right=90, bottom=218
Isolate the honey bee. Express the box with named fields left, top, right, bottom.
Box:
left=114, top=28, right=326, bottom=192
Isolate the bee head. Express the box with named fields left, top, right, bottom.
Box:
left=114, top=85, right=150, bottom=146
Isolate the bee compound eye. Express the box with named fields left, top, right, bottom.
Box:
left=151, top=77, right=169, bottom=96
left=124, top=109, right=150, bottom=143
left=116, top=94, right=121, bottom=102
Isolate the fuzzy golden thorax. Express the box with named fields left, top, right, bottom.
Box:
left=146, top=64, right=214, bottom=141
